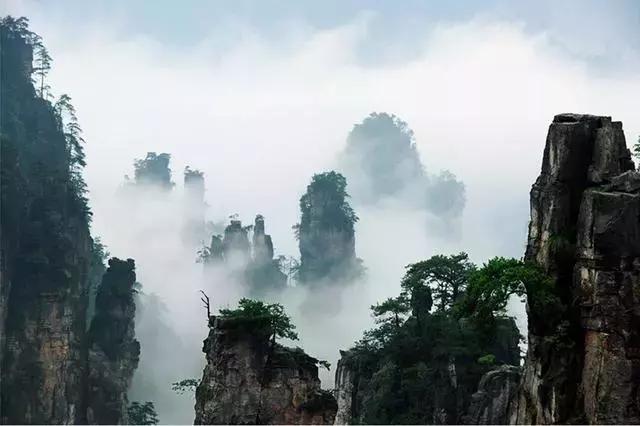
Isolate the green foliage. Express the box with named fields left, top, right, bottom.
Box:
left=477, top=354, right=496, bottom=365
left=171, top=378, right=199, bottom=394
left=343, top=252, right=526, bottom=424
left=458, top=257, right=563, bottom=328
left=371, top=296, right=411, bottom=330
left=127, top=401, right=159, bottom=425
left=633, top=136, right=640, bottom=170
left=297, top=171, right=363, bottom=283
left=219, top=298, right=298, bottom=341
left=402, top=252, right=474, bottom=312
left=299, top=171, right=358, bottom=231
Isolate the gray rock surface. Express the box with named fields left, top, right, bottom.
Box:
left=516, top=113, right=640, bottom=424
left=463, top=365, right=520, bottom=425
left=194, top=316, right=337, bottom=425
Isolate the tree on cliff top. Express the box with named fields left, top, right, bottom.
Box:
left=219, top=298, right=298, bottom=342
left=298, top=171, right=358, bottom=231
left=296, top=171, right=363, bottom=284
left=403, top=252, right=475, bottom=312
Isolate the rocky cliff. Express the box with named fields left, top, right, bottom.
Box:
left=0, top=18, right=93, bottom=424
left=86, top=258, right=140, bottom=424
left=332, top=351, right=360, bottom=425
left=333, top=316, right=520, bottom=425
left=297, top=172, right=362, bottom=285
left=204, top=216, right=287, bottom=295
left=463, top=365, right=520, bottom=425
left=0, top=18, right=139, bottom=424
left=182, top=167, right=206, bottom=247
left=516, top=113, right=640, bottom=424
left=194, top=315, right=337, bottom=425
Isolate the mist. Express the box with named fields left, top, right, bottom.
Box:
left=3, top=1, right=639, bottom=424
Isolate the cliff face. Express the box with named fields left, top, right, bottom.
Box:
left=333, top=352, right=359, bottom=425
left=463, top=365, right=520, bottom=425
left=517, top=113, right=640, bottom=424
left=222, top=220, right=251, bottom=269
left=297, top=172, right=362, bottom=285
left=205, top=216, right=287, bottom=295
left=0, top=19, right=139, bottom=424
left=182, top=167, right=206, bottom=247
left=87, top=258, right=140, bottom=424
left=246, top=215, right=287, bottom=296
left=0, top=19, right=92, bottom=424
left=333, top=317, right=521, bottom=425
left=194, top=316, right=337, bottom=425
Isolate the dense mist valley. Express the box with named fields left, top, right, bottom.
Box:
left=1, top=2, right=640, bottom=425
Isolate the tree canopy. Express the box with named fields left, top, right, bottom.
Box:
left=298, top=171, right=358, bottom=232
left=219, top=298, right=298, bottom=341
left=127, top=401, right=159, bottom=425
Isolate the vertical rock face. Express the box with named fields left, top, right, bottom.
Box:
left=0, top=20, right=141, bottom=425
left=205, top=216, right=286, bottom=295
left=87, top=258, right=140, bottom=424
left=194, top=316, right=337, bottom=425
left=463, top=365, right=520, bottom=425
left=517, top=113, right=640, bottom=424
left=253, top=214, right=274, bottom=265
left=222, top=219, right=251, bottom=268
left=182, top=167, right=206, bottom=246
left=333, top=351, right=358, bottom=425
left=246, top=215, right=287, bottom=295
left=297, top=172, right=362, bottom=284
left=0, top=20, right=92, bottom=424
left=132, top=152, right=174, bottom=190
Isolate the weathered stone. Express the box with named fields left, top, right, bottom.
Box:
left=516, top=113, right=640, bottom=424
left=222, top=220, right=251, bottom=268
left=297, top=172, right=363, bottom=287
left=463, top=365, right=520, bottom=425
left=86, top=258, right=140, bottom=425
left=253, top=215, right=274, bottom=266
left=194, top=316, right=337, bottom=425
left=333, top=351, right=356, bottom=425
left=0, top=23, right=92, bottom=424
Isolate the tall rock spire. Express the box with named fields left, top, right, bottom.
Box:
left=516, top=114, right=639, bottom=424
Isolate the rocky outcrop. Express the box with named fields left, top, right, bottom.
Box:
left=333, top=351, right=359, bottom=425
left=86, top=258, right=140, bottom=424
left=182, top=167, right=206, bottom=246
left=246, top=215, right=287, bottom=295
left=516, top=113, right=640, bottom=424
left=0, top=19, right=93, bottom=424
left=194, top=315, right=337, bottom=425
left=297, top=172, right=362, bottom=285
left=204, top=216, right=287, bottom=295
left=131, top=152, right=174, bottom=190
left=222, top=219, right=251, bottom=268
left=463, top=365, right=520, bottom=425
left=333, top=317, right=521, bottom=425
left=0, top=21, right=140, bottom=424
left=253, top=214, right=274, bottom=265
